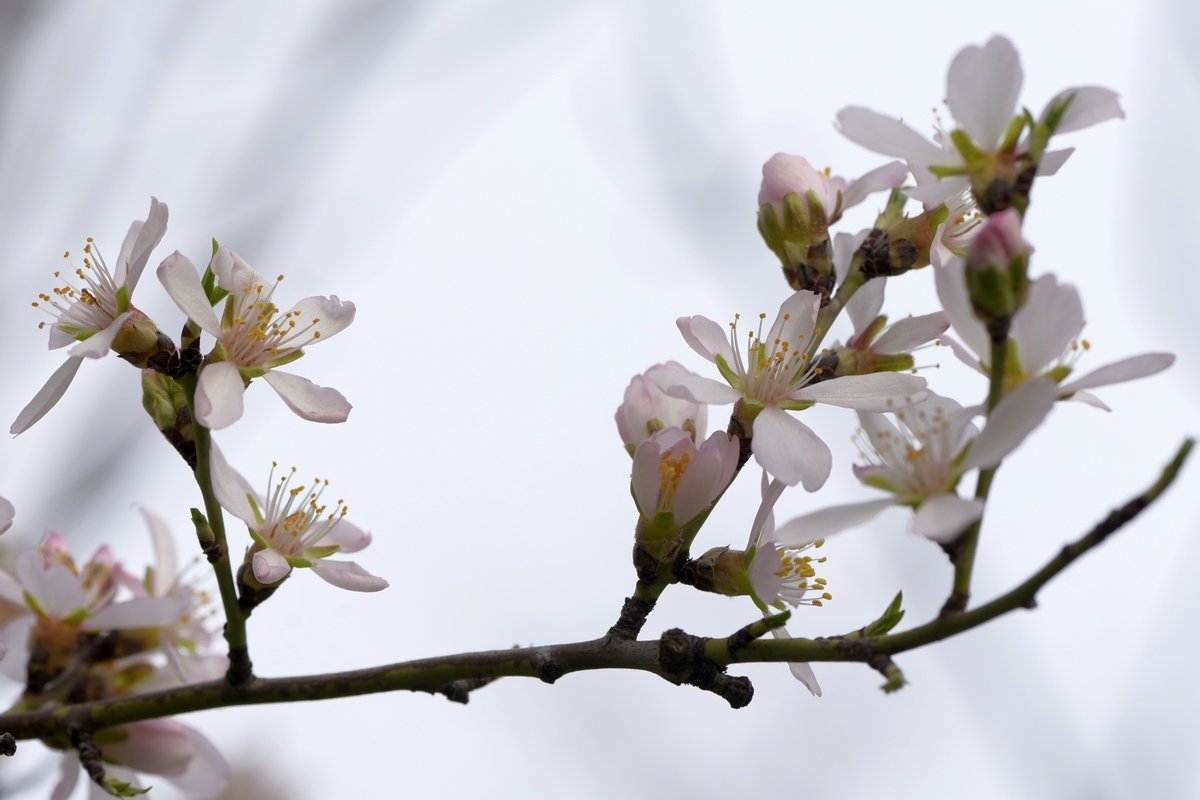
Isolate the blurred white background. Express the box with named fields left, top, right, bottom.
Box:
left=0, top=1, right=1196, bottom=798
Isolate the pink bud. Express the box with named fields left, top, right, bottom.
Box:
left=758, top=153, right=841, bottom=213
left=966, top=208, right=1030, bottom=272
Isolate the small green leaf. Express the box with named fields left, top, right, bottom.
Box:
left=102, top=776, right=151, bottom=797
left=863, top=591, right=906, bottom=636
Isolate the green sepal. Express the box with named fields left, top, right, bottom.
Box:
left=863, top=591, right=906, bottom=636
left=303, top=545, right=340, bottom=560
left=22, top=590, right=45, bottom=618
left=62, top=607, right=90, bottom=626
left=1045, top=364, right=1072, bottom=383
left=948, top=128, right=986, bottom=164
left=101, top=777, right=151, bottom=797
left=776, top=399, right=815, bottom=412
left=115, top=285, right=131, bottom=315
left=998, top=114, right=1028, bottom=152
left=927, top=164, right=969, bottom=179
left=713, top=353, right=740, bottom=388
left=783, top=191, right=809, bottom=231
left=264, top=348, right=305, bottom=369
left=860, top=475, right=900, bottom=494
left=285, top=556, right=313, bottom=569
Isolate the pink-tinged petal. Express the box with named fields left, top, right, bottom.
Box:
left=1037, top=147, right=1074, bottom=176
left=946, top=36, right=1023, bottom=147
left=253, top=549, right=293, bottom=585
left=209, top=442, right=260, bottom=526
left=758, top=153, right=825, bottom=208
left=1060, top=353, right=1175, bottom=394
left=195, top=361, right=246, bottom=430
left=262, top=371, right=352, bottom=423
left=51, top=754, right=80, bottom=800
left=11, top=356, right=85, bottom=435
left=769, top=627, right=821, bottom=697
left=287, top=295, right=356, bottom=341
left=658, top=372, right=743, bottom=405
left=212, top=247, right=263, bottom=296
left=118, top=197, right=169, bottom=291
left=137, top=507, right=178, bottom=593
left=157, top=251, right=222, bottom=335
left=793, top=372, right=927, bottom=411
left=933, top=252, right=990, bottom=361
left=774, top=498, right=895, bottom=547
left=960, top=379, right=1056, bottom=472
left=836, top=107, right=946, bottom=165
left=105, top=719, right=194, bottom=776
left=68, top=312, right=132, bottom=359
left=872, top=311, right=949, bottom=354
left=767, top=291, right=821, bottom=349
left=0, top=497, right=12, bottom=536
left=1010, top=275, right=1083, bottom=376
left=0, top=617, right=33, bottom=681
left=322, top=519, right=371, bottom=554
left=751, top=407, right=831, bottom=491
left=169, top=725, right=232, bottom=800
left=310, top=560, right=389, bottom=592
left=84, top=595, right=188, bottom=631
left=1044, top=86, right=1124, bottom=134
left=0, top=566, right=28, bottom=608
left=630, top=438, right=663, bottom=516
left=17, top=550, right=90, bottom=619
left=677, top=315, right=735, bottom=365
left=841, top=160, right=908, bottom=210
left=913, top=493, right=984, bottom=542
left=671, top=443, right=725, bottom=525
left=1067, top=389, right=1110, bottom=411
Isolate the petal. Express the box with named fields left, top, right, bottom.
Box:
left=157, top=251, right=222, bottom=335
left=195, top=361, right=246, bottom=430
left=118, top=197, right=169, bottom=292
left=68, top=312, right=132, bottom=359
left=1059, top=353, right=1175, bottom=394
left=137, top=507, right=178, bottom=593
left=658, top=372, right=743, bottom=405
left=751, top=407, right=831, bottom=491
left=50, top=755, right=80, bottom=800
left=310, top=560, right=389, bottom=591
left=0, top=496, right=13, bottom=536
left=85, top=595, right=189, bottom=631
left=1067, top=389, right=1110, bottom=411
left=912, top=493, right=985, bottom=542
left=793, top=372, right=927, bottom=411
left=1037, top=147, right=1074, bottom=176
left=671, top=442, right=725, bottom=524
left=836, top=107, right=946, bottom=166
left=906, top=175, right=971, bottom=207
left=253, top=549, right=293, bottom=585
left=286, top=295, right=356, bottom=341
left=841, top=160, right=909, bottom=210
left=833, top=229, right=870, bottom=284
left=209, top=442, right=260, bottom=526
left=677, top=315, right=735, bottom=365
left=946, top=36, right=1023, bottom=147
left=872, top=311, right=949, bottom=354
left=16, top=550, right=88, bottom=619
left=11, top=356, right=84, bottom=435
left=323, top=519, right=371, bottom=554
left=212, top=247, right=263, bottom=296
left=169, top=725, right=232, bottom=799
left=104, top=719, right=193, bottom=776
left=933, top=252, right=989, bottom=361
left=1044, top=86, right=1124, bottom=134
left=758, top=153, right=824, bottom=207
left=960, top=379, right=1057, bottom=472
left=767, top=291, right=821, bottom=349
left=263, top=371, right=352, bottom=423
left=773, top=498, right=895, bottom=547
left=1010, top=275, right=1083, bottom=376
left=769, top=627, right=821, bottom=697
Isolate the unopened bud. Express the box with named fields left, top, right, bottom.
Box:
left=687, top=546, right=753, bottom=597
left=964, top=209, right=1031, bottom=332
left=757, top=154, right=839, bottom=298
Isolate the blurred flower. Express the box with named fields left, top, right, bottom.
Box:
left=12, top=198, right=168, bottom=434
left=935, top=254, right=1175, bottom=408
left=0, top=496, right=13, bottom=536
left=659, top=290, right=927, bottom=489
left=211, top=445, right=387, bottom=592
left=157, top=246, right=355, bottom=429
left=615, top=362, right=707, bottom=454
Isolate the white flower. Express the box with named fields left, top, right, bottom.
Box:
left=12, top=198, right=168, bottom=434
left=837, top=36, right=1124, bottom=206
left=210, top=445, right=387, bottom=592
left=631, top=428, right=739, bottom=527
left=659, top=290, right=928, bottom=490
left=616, top=362, right=708, bottom=453
left=758, top=154, right=907, bottom=223
left=934, top=253, right=1175, bottom=409
left=773, top=383, right=1057, bottom=544
left=157, top=246, right=355, bottom=429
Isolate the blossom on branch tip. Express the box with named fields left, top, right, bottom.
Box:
left=934, top=254, right=1175, bottom=408
left=616, top=362, right=708, bottom=453
left=12, top=198, right=169, bottom=435
left=157, top=246, right=355, bottom=430
left=210, top=445, right=387, bottom=592
left=658, top=290, right=927, bottom=489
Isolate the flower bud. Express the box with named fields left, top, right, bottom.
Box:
left=686, top=546, right=753, bottom=596
left=615, top=362, right=707, bottom=455
left=964, top=209, right=1031, bottom=331
left=757, top=154, right=840, bottom=298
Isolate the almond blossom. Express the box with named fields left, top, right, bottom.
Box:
left=210, top=445, right=387, bottom=591
left=157, top=246, right=355, bottom=430
left=631, top=428, right=739, bottom=528
left=12, top=198, right=168, bottom=434
left=51, top=718, right=230, bottom=800
left=616, top=362, right=708, bottom=453
left=934, top=253, right=1175, bottom=409
left=836, top=35, right=1124, bottom=207
left=758, top=154, right=907, bottom=226
left=772, top=383, right=1057, bottom=544
left=659, top=290, right=927, bottom=490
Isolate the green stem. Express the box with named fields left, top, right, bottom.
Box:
left=943, top=335, right=1009, bottom=615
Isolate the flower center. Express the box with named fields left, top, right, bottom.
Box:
left=222, top=275, right=323, bottom=368
left=32, top=239, right=120, bottom=337
left=260, top=462, right=349, bottom=556
left=727, top=312, right=822, bottom=404
left=657, top=451, right=691, bottom=512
